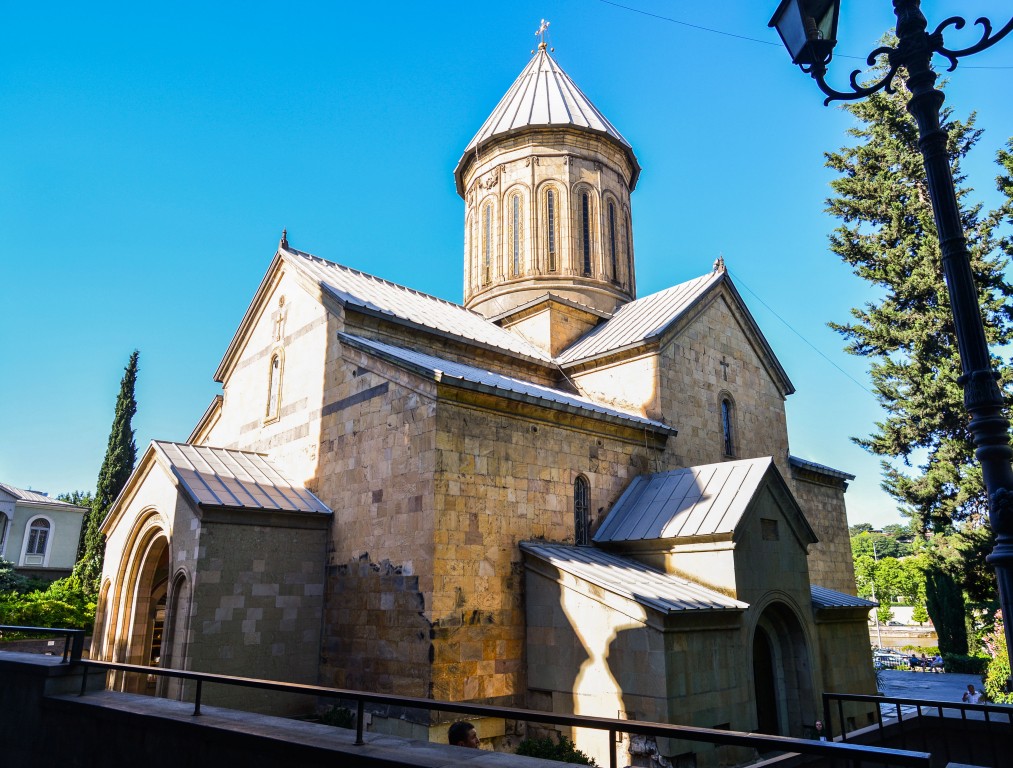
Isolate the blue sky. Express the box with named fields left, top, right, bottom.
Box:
left=3, top=1, right=1011, bottom=527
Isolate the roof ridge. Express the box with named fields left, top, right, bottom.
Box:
left=285, top=248, right=483, bottom=315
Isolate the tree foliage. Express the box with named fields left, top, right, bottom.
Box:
left=57, top=490, right=95, bottom=561
left=983, top=611, right=1013, bottom=703
left=826, top=68, right=1013, bottom=534
left=516, top=736, right=597, bottom=766
left=74, top=351, right=139, bottom=598
left=825, top=56, right=1013, bottom=647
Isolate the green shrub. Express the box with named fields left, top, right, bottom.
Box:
left=0, top=575, right=95, bottom=632
left=516, top=735, right=597, bottom=766
left=320, top=706, right=356, bottom=728
left=0, top=558, right=30, bottom=593
left=941, top=653, right=988, bottom=675
left=983, top=612, right=1013, bottom=703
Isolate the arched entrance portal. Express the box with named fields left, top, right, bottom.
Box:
left=122, top=535, right=169, bottom=694
left=752, top=602, right=815, bottom=737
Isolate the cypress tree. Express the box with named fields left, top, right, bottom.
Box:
left=824, top=55, right=1013, bottom=647
left=75, top=350, right=139, bottom=597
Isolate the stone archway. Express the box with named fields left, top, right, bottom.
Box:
left=114, top=521, right=170, bottom=695
left=751, top=602, right=816, bottom=737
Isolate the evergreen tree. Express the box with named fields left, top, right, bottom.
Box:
left=824, top=59, right=1013, bottom=649
left=75, top=351, right=139, bottom=597
left=57, top=490, right=95, bottom=561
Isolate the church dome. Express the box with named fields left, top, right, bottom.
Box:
left=456, top=44, right=640, bottom=321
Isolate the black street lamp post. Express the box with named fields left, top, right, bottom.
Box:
left=770, top=0, right=1013, bottom=670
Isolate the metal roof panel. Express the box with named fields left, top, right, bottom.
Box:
left=521, top=541, right=748, bottom=613
left=594, top=457, right=774, bottom=544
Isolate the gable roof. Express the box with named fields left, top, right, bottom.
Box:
left=593, top=457, right=815, bottom=544
left=521, top=541, right=747, bottom=614
left=557, top=269, right=794, bottom=396
left=285, top=248, right=553, bottom=364
left=340, top=333, right=675, bottom=435
left=557, top=271, right=721, bottom=364
left=456, top=46, right=639, bottom=193
left=0, top=483, right=88, bottom=510
left=151, top=441, right=330, bottom=515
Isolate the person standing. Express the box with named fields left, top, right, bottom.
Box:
left=962, top=684, right=983, bottom=704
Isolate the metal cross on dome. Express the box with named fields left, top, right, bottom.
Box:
left=535, top=18, right=550, bottom=43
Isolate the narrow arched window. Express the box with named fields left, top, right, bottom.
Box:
left=625, top=211, right=633, bottom=288
left=27, top=518, right=50, bottom=556
left=546, top=189, right=558, bottom=272
left=608, top=201, right=618, bottom=282
left=580, top=192, right=592, bottom=276
left=482, top=203, right=493, bottom=285
left=721, top=398, right=735, bottom=456
left=574, top=475, right=590, bottom=545
left=467, top=212, right=476, bottom=292
left=511, top=193, right=522, bottom=277
left=0, top=513, right=9, bottom=557
left=267, top=354, right=281, bottom=419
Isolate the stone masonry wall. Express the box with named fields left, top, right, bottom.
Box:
left=429, top=396, right=659, bottom=706
left=656, top=292, right=791, bottom=478
left=790, top=472, right=858, bottom=594
left=313, top=348, right=439, bottom=699
left=187, top=518, right=327, bottom=714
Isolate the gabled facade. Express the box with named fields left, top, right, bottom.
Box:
left=0, top=483, right=87, bottom=580
left=95, top=43, right=872, bottom=765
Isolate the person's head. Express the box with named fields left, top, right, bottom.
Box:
left=968, top=684, right=977, bottom=693
left=449, top=721, right=479, bottom=748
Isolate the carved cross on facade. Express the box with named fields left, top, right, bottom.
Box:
left=720, top=356, right=730, bottom=381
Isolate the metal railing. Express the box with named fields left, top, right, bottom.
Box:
left=825, top=691, right=1013, bottom=767
left=73, top=658, right=931, bottom=768
left=0, top=625, right=85, bottom=664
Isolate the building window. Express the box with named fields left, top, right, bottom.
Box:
left=608, top=201, right=618, bottom=282
left=266, top=353, right=282, bottom=420
left=26, top=518, right=50, bottom=556
left=0, top=513, right=9, bottom=557
left=546, top=189, right=558, bottom=272
left=511, top=193, right=522, bottom=277
left=625, top=210, right=633, bottom=289
left=721, top=398, right=735, bottom=456
left=482, top=203, right=493, bottom=285
left=580, top=192, right=592, bottom=276
left=574, top=475, right=590, bottom=545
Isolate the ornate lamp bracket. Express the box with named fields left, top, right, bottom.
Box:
left=933, top=15, right=1013, bottom=71
left=804, top=13, right=1012, bottom=105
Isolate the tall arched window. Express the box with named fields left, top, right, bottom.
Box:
left=574, top=475, right=590, bottom=545
left=26, top=518, right=50, bottom=556
left=266, top=353, right=282, bottom=420
left=580, top=192, right=592, bottom=276
left=625, top=210, right=633, bottom=289
left=467, top=212, right=476, bottom=292
left=546, top=189, right=558, bottom=273
left=482, top=203, right=493, bottom=285
left=607, top=201, right=618, bottom=282
left=0, top=512, right=9, bottom=558
left=721, top=398, right=735, bottom=457
left=510, top=193, right=522, bottom=277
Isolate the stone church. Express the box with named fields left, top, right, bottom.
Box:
left=94, top=43, right=876, bottom=766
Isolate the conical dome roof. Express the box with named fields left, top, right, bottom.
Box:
left=455, top=45, right=640, bottom=194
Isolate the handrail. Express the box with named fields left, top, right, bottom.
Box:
left=0, top=625, right=85, bottom=664
left=80, top=658, right=932, bottom=767
left=824, top=690, right=1013, bottom=767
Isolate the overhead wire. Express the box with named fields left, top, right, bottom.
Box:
left=726, top=268, right=876, bottom=397
left=597, top=0, right=1013, bottom=69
